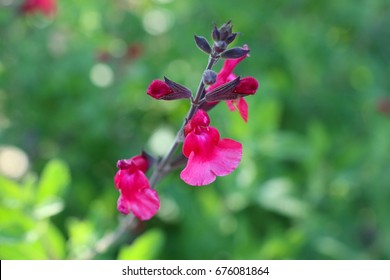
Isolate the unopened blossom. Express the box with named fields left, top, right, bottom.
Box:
left=206, top=45, right=259, bottom=122
left=147, top=80, right=173, bottom=99
left=20, top=0, right=56, bottom=17
left=114, top=155, right=160, bottom=220
left=147, top=79, right=191, bottom=100
left=180, top=110, right=242, bottom=186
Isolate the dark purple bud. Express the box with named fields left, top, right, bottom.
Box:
left=202, top=70, right=217, bottom=85
left=194, top=35, right=211, bottom=55
left=219, top=19, right=233, bottom=41
left=162, top=76, right=192, bottom=100
left=211, top=20, right=238, bottom=49
left=205, top=76, right=241, bottom=102
left=225, top=32, right=238, bottom=45
left=214, top=41, right=227, bottom=53
left=212, top=24, right=220, bottom=41
left=220, top=47, right=250, bottom=59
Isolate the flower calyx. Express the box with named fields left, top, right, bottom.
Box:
left=220, top=47, right=250, bottom=59
left=205, top=76, right=258, bottom=102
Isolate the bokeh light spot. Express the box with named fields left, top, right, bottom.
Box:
left=148, top=126, right=175, bottom=156
left=0, top=145, right=29, bottom=179
left=90, top=63, right=114, bottom=88
left=80, top=11, right=101, bottom=33
left=142, top=9, right=174, bottom=35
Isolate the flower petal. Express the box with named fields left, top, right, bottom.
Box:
left=237, top=98, right=248, bottom=122
left=180, top=138, right=242, bottom=186
left=225, top=100, right=236, bottom=112
left=212, top=138, right=242, bottom=176
left=180, top=151, right=217, bottom=186
left=225, top=98, right=248, bottom=122
left=130, top=187, right=160, bottom=220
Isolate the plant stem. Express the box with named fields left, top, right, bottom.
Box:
left=76, top=215, right=135, bottom=260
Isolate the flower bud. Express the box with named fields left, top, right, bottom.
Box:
left=202, top=70, right=217, bottom=85
left=213, top=41, right=227, bottom=53
left=211, top=20, right=238, bottom=54
left=194, top=35, right=211, bottom=55
left=147, top=78, right=192, bottom=100
left=221, top=47, right=250, bottom=59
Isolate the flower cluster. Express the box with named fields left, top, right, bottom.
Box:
left=115, top=21, right=259, bottom=220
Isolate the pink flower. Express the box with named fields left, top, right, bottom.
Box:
left=180, top=110, right=242, bottom=186
left=114, top=155, right=160, bottom=220
left=207, top=45, right=258, bottom=122
left=20, top=0, right=57, bottom=17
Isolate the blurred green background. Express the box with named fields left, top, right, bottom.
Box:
left=1, top=0, right=390, bottom=260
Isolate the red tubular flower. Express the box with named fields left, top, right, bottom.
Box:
left=206, top=45, right=259, bottom=122
left=114, top=155, right=160, bottom=220
left=180, top=110, right=242, bottom=186
left=147, top=78, right=192, bottom=100
left=20, top=0, right=57, bottom=17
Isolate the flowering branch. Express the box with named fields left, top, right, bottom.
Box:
left=114, top=20, right=259, bottom=221
left=78, top=20, right=260, bottom=260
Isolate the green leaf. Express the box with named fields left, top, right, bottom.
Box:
left=38, top=221, right=66, bottom=259
left=0, top=176, right=23, bottom=203
left=257, top=178, right=309, bottom=218
left=118, top=229, right=165, bottom=260
left=0, top=240, right=48, bottom=260
left=0, top=207, right=35, bottom=242
left=36, top=159, right=70, bottom=204
left=67, top=218, right=96, bottom=258
left=33, top=198, right=65, bottom=219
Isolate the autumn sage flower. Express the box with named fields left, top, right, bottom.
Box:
left=20, top=0, right=57, bottom=17
left=180, top=110, right=242, bottom=186
left=206, top=45, right=258, bottom=122
left=114, top=155, right=160, bottom=220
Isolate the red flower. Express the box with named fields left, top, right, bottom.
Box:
left=147, top=78, right=192, bottom=100
left=114, top=155, right=160, bottom=220
left=180, top=110, right=242, bottom=186
left=207, top=45, right=258, bottom=122
left=20, top=0, right=57, bottom=17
